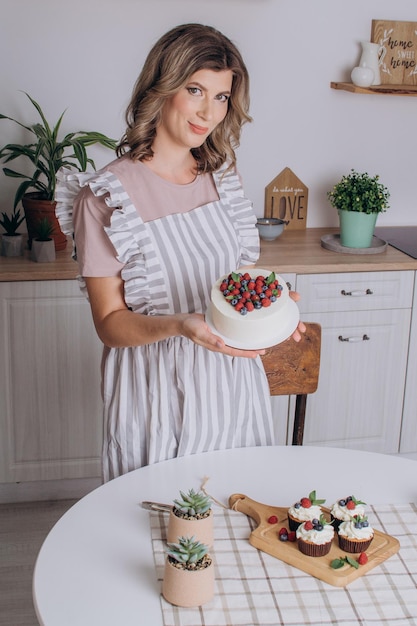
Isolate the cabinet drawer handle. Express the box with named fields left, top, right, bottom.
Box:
left=340, top=289, right=373, bottom=296
left=338, top=334, right=370, bottom=342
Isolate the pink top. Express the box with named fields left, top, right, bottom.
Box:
left=73, top=155, right=218, bottom=277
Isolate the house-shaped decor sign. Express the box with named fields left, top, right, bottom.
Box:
left=264, top=167, right=308, bottom=230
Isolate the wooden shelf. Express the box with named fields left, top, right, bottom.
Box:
left=331, top=81, right=417, bottom=97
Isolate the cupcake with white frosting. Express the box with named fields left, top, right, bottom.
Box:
left=338, top=514, right=374, bottom=553
left=296, top=514, right=335, bottom=557
left=287, top=490, right=326, bottom=531
left=330, top=495, right=366, bottom=530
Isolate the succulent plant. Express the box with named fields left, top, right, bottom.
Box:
left=0, top=208, right=25, bottom=235
left=166, top=536, right=211, bottom=570
left=173, top=488, right=212, bottom=518
left=33, top=216, right=54, bottom=241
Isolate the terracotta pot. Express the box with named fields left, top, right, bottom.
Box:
left=1, top=234, right=24, bottom=257
left=162, top=557, right=214, bottom=607
left=22, top=193, right=67, bottom=251
left=30, top=239, right=56, bottom=263
left=167, top=508, right=214, bottom=547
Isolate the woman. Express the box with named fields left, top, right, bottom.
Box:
left=57, top=23, right=304, bottom=481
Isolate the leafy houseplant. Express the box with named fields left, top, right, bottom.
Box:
left=0, top=92, right=117, bottom=250
left=162, top=535, right=214, bottom=607
left=167, top=488, right=213, bottom=546
left=327, top=169, right=390, bottom=248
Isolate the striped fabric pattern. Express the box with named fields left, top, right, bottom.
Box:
left=56, top=163, right=276, bottom=482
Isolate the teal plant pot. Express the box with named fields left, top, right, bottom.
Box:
left=338, top=209, right=378, bottom=248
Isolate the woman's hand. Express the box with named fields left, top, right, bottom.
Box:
left=289, top=290, right=306, bottom=342
left=180, top=313, right=266, bottom=359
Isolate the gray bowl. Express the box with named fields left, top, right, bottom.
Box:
left=256, top=218, right=286, bottom=241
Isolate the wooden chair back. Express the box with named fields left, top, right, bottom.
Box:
left=261, top=322, right=321, bottom=445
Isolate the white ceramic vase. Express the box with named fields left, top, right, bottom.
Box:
left=358, top=41, right=381, bottom=85
left=351, top=66, right=374, bottom=87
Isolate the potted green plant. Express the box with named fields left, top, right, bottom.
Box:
left=30, top=216, right=56, bottom=263
left=167, top=488, right=213, bottom=547
left=162, top=535, right=214, bottom=607
left=327, top=169, right=390, bottom=248
left=0, top=92, right=116, bottom=250
left=0, top=208, right=25, bottom=256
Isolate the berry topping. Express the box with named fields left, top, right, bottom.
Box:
left=357, top=552, right=368, bottom=565
left=346, top=500, right=356, bottom=510
left=300, top=497, right=312, bottom=508
left=304, top=521, right=314, bottom=531
left=220, top=271, right=282, bottom=315
left=267, top=515, right=278, bottom=524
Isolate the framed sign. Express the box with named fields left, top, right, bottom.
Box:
left=371, top=20, right=417, bottom=85
left=264, top=167, right=308, bottom=230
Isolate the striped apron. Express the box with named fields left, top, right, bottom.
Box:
left=57, top=164, right=275, bottom=481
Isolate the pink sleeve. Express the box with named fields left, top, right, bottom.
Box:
left=73, top=186, right=124, bottom=277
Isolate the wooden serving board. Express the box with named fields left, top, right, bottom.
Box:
left=229, top=493, right=400, bottom=587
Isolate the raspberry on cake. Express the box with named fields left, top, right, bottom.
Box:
left=296, top=515, right=335, bottom=557
left=330, top=495, right=367, bottom=530
left=287, top=490, right=326, bottom=531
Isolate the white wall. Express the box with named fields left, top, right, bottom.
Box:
left=0, top=0, right=415, bottom=227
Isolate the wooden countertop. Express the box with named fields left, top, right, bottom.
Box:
left=1, top=228, right=417, bottom=282
left=258, top=228, right=417, bottom=274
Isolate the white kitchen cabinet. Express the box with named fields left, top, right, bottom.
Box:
left=294, top=271, right=414, bottom=453
left=400, top=272, right=417, bottom=453
left=0, top=280, right=103, bottom=483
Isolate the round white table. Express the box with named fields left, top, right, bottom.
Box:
left=33, top=446, right=417, bottom=626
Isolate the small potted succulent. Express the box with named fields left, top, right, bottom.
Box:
left=30, top=216, right=56, bottom=263
left=327, top=169, right=390, bottom=248
left=162, top=535, right=214, bottom=607
left=167, top=488, right=213, bottom=546
left=0, top=208, right=25, bottom=257
left=0, top=92, right=116, bottom=251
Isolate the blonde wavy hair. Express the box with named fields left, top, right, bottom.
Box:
left=116, top=23, right=252, bottom=173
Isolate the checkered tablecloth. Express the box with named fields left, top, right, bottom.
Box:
left=150, top=504, right=417, bottom=626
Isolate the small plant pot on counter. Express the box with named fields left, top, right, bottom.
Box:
left=1, top=233, right=24, bottom=257
left=30, top=238, right=56, bottom=263
left=338, top=209, right=378, bottom=248
left=327, top=169, right=390, bottom=249
left=0, top=208, right=25, bottom=256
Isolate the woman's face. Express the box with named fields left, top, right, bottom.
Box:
left=157, top=68, right=233, bottom=151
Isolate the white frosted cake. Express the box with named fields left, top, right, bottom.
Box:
left=209, top=268, right=298, bottom=348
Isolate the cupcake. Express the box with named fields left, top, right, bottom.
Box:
left=296, top=515, right=334, bottom=557
left=330, top=495, right=366, bottom=530
left=287, top=490, right=326, bottom=531
left=338, top=514, right=374, bottom=553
